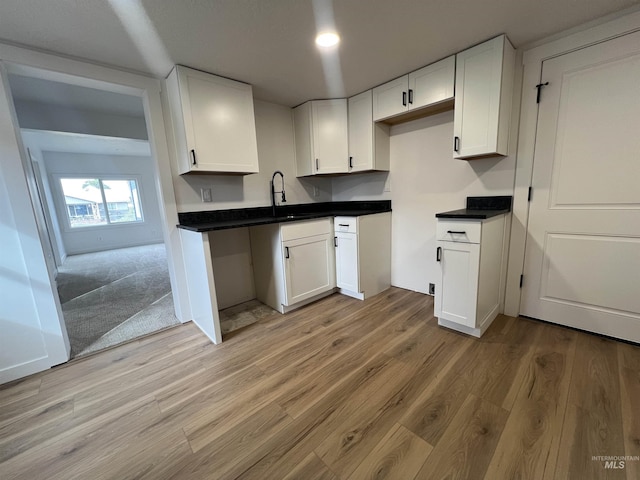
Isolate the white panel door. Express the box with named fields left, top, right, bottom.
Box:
left=335, top=232, right=359, bottom=292
left=283, top=234, right=336, bottom=305
left=521, top=31, right=640, bottom=342
left=311, top=100, right=348, bottom=174
left=348, top=90, right=374, bottom=172
left=408, top=56, right=455, bottom=110
left=435, top=241, right=480, bottom=328
left=180, top=67, right=259, bottom=173
left=372, top=76, right=408, bottom=121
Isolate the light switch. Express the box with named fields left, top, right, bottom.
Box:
left=201, top=188, right=212, bottom=202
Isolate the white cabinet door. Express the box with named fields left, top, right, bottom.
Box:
left=168, top=66, right=259, bottom=174
left=348, top=90, right=391, bottom=173
left=408, top=56, right=455, bottom=110
left=435, top=240, right=480, bottom=328
left=348, top=90, right=373, bottom=172
left=283, top=233, right=336, bottom=305
left=294, top=100, right=348, bottom=176
left=372, top=76, right=408, bottom=121
left=335, top=232, right=359, bottom=292
left=312, top=100, right=349, bottom=174
left=453, top=35, right=515, bottom=159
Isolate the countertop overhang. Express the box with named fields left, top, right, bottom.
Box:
left=177, top=200, right=391, bottom=232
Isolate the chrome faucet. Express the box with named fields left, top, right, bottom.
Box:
left=271, top=170, right=286, bottom=216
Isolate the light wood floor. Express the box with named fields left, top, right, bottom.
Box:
left=1, top=288, right=639, bottom=479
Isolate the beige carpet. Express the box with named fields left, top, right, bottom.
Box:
left=58, top=244, right=179, bottom=358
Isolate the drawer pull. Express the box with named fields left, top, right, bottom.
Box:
left=447, top=230, right=466, bottom=235
left=339, top=224, right=350, bottom=227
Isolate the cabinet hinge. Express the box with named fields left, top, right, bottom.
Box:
left=527, top=186, right=533, bottom=202
left=520, top=274, right=524, bottom=288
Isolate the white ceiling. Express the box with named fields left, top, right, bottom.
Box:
left=1, top=0, right=639, bottom=107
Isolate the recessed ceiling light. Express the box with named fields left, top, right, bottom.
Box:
left=315, top=32, right=340, bottom=48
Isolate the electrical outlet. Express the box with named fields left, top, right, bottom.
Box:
left=313, top=186, right=320, bottom=197
left=428, top=283, right=435, bottom=295
left=201, top=188, right=212, bottom=202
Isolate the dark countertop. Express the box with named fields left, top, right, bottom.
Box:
left=435, top=208, right=509, bottom=219
left=177, top=200, right=391, bottom=232
left=435, top=195, right=512, bottom=219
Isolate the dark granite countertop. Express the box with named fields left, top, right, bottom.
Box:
left=435, top=196, right=512, bottom=219
left=178, top=201, right=391, bottom=232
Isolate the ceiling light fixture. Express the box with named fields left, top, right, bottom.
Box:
left=315, top=32, right=340, bottom=48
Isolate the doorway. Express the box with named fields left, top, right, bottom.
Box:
left=7, top=72, right=180, bottom=358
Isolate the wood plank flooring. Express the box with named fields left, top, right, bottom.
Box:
left=1, top=287, right=639, bottom=479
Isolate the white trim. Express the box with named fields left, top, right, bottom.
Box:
left=504, top=9, right=640, bottom=317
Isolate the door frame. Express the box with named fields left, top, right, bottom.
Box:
left=504, top=7, right=640, bottom=317
left=0, top=42, right=191, bottom=381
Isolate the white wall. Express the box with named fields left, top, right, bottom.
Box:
left=44, top=151, right=164, bottom=254
left=331, top=171, right=391, bottom=201
left=13, top=99, right=148, bottom=140
left=209, top=228, right=256, bottom=310
left=333, top=110, right=516, bottom=294
left=171, top=100, right=332, bottom=212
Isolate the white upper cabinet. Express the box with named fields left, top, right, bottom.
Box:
left=408, top=55, right=455, bottom=109
left=347, top=90, right=390, bottom=172
left=372, top=56, right=455, bottom=122
left=166, top=65, right=259, bottom=175
left=453, top=35, right=515, bottom=159
left=294, top=99, right=348, bottom=176
left=372, top=76, right=408, bottom=122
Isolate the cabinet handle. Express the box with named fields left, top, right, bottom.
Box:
left=402, top=91, right=407, bottom=107
left=349, top=156, right=353, bottom=169
left=447, top=230, right=466, bottom=235
left=454, top=136, right=460, bottom=153
left=436, top=246, right=442, bottom=262
left=190, top=149, right=197, bottom=165
left=334, top=236, right=338, bottom=247
left=339, top=224, right=349, bottom=227
left=315, top=158, right=319, bottom=171
left=285, top=246, right=290, bottom=259
left=408, top=89, right=413, bottom=104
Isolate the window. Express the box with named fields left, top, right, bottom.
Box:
left=60, top=178, right=143, bottom=228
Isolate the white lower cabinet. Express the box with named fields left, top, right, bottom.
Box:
left=435, top=215, right=507, bottom=337
left=334, top=213, right=391, bottom=300
left=282, top=234, right=336, bottom=306
left=250, top=218, right=336, bottom=313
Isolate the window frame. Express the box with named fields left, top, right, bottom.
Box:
left=54, top=174, right=146, bottom=232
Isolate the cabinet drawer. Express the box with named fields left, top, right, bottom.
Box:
left=281, top=217, right=332, bottom=242
left=436, top=220, right=481, bottom=243
left=334, top=216, right=357, bottom=234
